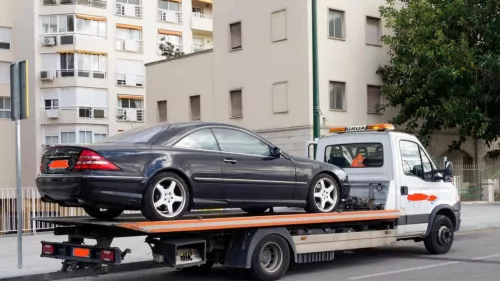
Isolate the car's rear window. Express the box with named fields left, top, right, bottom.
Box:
left=98, top=124, right=169, bottom=143
left=324, top=143, right=383, bottom=168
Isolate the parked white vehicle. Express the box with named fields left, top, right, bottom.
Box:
left=306, top=123, right=461, bottom=254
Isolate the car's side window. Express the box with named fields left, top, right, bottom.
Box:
left=400, top=140, right=424, bottom=179
left=173, top=129, right=220, bottom=151
left=419, top=148, right=434, bottom=181
left=211, top=128, right=271, bottom=156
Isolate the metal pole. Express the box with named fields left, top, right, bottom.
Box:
left=15, top=119, right=22, bottom=269
left=311, top=0, right=320, bottom=142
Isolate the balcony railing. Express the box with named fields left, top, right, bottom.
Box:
left=117, top=108, right=145, bottom=122
left=115, top=38, right=144, bottom=53
left=51, top=69, right=107, bottom=79
left=41, top=0, right=107, bottom=8
left=192, top=13, right=212, bottom=19
left=116, top=3, right=143, bottom=18
left=116, top=73, right=144, bottom=87
left=42, top=106, right=108, bottom=120
left=157, top=9, right=182, bottom=24
left=192, top=45, right=208, bottom=53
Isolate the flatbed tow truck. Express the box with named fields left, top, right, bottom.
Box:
left=34, top=124, right=461, bottom=281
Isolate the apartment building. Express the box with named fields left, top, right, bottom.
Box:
left=145, top=0, right=493, bottom=166
left=0, top=0, right=213, bottom=189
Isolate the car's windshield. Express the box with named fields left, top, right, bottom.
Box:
left=97, top=124, right=169, bottom=143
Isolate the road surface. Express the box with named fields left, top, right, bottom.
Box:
left=61, top=229, right=500, bottom=281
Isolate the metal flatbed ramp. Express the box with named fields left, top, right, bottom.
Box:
left=34, top=209, right=401, bottom=234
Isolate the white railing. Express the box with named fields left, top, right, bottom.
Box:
left=192, top=45, right=207, bottom=53
left=116, top=73, right=145, bottom=87
left=116, top=3, right=143, bottom=18
left=115, top=38, right=144, bottom=53
left=41, top=0, right=106, bottom=8
left=157, top=9, right=182, bottom=24
left=117, top=108, right=145, bottom=122
left=192, top=13, right=212, bottom=19
left=41, top=106, right=108, bottom=120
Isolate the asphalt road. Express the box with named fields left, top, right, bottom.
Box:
left=63, top=229, right=500, bottom=281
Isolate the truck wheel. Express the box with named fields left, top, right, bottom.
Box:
left=424, top=215, right=454, bottom=255
left=250, top=234, right=290, bottom=281
left=83, top=207, right=123, bottom=220
left=241, top=207, right=269, bottom=215
left=305, top=173, right=341, bottom=213
left=141, top=172, right=190, bottom=221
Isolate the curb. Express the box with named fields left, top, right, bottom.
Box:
left=459, top=222, right=500, bottom=233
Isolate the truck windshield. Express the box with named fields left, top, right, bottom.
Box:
left=324, top=143, right=383, bottom=168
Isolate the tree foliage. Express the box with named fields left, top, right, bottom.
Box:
left=377, top=0, right=500, bottom=157
left=159, top=38, right=184, bottom=59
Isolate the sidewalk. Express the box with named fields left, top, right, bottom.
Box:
left=1, top=204, right=500, bottom=279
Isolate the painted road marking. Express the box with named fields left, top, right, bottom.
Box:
left=349, top=253, right=500, bottom=280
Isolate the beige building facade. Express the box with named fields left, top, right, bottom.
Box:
left=0, top=0, right=213, bottom=190
left=145, top=0, right=496, bottom=167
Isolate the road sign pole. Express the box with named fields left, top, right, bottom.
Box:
left=15, top=118, right=22, bottom=269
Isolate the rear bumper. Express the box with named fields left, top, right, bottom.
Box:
left=36, top=175, right=145, bottom=209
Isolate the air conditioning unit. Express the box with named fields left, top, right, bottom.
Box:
left=42, top=36, right=57, bottom=47
left=40, top=70, right=55, bottom=81
left=46, top=109, right=59, bottom=119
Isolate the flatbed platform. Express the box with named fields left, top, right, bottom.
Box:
left=34, top=209, right=401, bottom=234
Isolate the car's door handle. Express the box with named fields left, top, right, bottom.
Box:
left=224, top=158, right=238, bottom=164
left=401, top=186, right=409, bottom=195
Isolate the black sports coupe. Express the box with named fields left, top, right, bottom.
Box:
left=36, top=122, right=351, bottom=221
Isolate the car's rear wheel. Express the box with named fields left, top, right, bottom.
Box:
left=305, top=173, right=340, bottom=213
left=141, top=172, right=190, bottom=221
left=83, top=207, right=123, bottom=220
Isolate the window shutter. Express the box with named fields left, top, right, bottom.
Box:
left=366, top=17, right=380, bottom=45
left=230, top=22, right=242, bottom=49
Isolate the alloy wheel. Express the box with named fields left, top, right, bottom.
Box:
left=152, top=177, right=187, bottom=218
left=313, top=178, right=338, bottom=212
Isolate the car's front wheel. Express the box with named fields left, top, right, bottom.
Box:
left=305, top=173, right=341, bottom=213
left=141, top=172, right=190, bottom=221
left=83, top=207, right=123, bottom=220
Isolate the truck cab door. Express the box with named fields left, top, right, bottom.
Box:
left=398, top=139, right=440, bottom=236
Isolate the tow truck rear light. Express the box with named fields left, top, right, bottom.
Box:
left=100, top=250, right=115, bottom=262
left=74, top=149, right=120, bottom=171
left=329, top=123, right=395, bottom=133
left=42, top=244, right=55, bottom=255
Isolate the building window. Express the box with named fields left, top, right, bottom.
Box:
left=157, top=32, right=182, bottom=55
left=0, top=62, right=10, bottom=85
left=116, top=0, right=143, bottom=18
left=230, top=22, right=242, bottom=50
left=366, top=17, right=381, bottom=45
left=0, top=27, right=12, bottom=49
left=271, top=9, right=287, bottom=42
left=158, top=0, right=180, bottom=11
left=116, top=59, right=144, bottom=86
left=45, top=136, right=59, bottom=145
left=79, top=107, right=92, bottom=118
left=329, top=81, right=345, bottom=111
left=61, top=132, right=76, bottom=144
left=367, top=85, right=382, bottom=114
left=157, top=100, right=167, bottom=122
left=116, top=25, right=143, bottom=53
left=79, top=131, right=92, bottom=144
left=117, top=96, right=144, bottom=122
left=44, top=99, right=59, bottom=110
left=0, top=97, right=11, bottom=119
left=230, top=89, right=243, bottom=118
left=190, top=95, right=201, bottom=121
left=56, top=53, right=106, bottom=78
left=328, top=9, right=344, bottom=39
left=94, top=133, right=107, bottom=142
left=272, top=82, right=288, bottom=114
left=40, top=14, right=106, bottom=39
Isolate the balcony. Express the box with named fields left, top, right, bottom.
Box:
left=157, top=9, right=182, bottom=24
left=116, top=2, right=142, bottom=18
left=42, top=106, right=108, bottom=122
left=115, top=38, right=143, bottom=53
left=40, top=34, right=107, bottom=52
left=41, top=0, right=106, bottom=8
left=116, top=73, right=144, bottom=87
left=117, top=108, right=145, bottom=122
left=191, top=13, right=213, bottom=33
left=192, top=44, right=208, bottom=53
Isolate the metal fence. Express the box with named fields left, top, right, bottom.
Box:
left=453, top=164, right=500, bottom=202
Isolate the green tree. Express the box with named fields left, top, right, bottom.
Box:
left=159, top=38, right=184, bottom=59
left=377, top=0, right=500, bottom=157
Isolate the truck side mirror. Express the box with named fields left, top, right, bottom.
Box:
left=443, top=161, right=453, bottom=182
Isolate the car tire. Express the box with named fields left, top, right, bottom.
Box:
left=249, top=234, right=290, bottom=281
left=141, top=172, right=190, bottom=221
left=424, top=215, right=454, bottom=255
left=83, top=206, right=123, bottom=220
left=241, top=207, right=269, bottom=215
left=305, top=173, right=341, bottom=213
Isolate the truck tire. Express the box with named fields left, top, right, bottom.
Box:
left=83, top=207, right=123, bottom=220
left=424, top=215, right=454, bottom=255
left=249, top=234, right=290, bottom=281
left=305, top=173, right=341, bottom=213
left=241, top=207, right=269, bottom=215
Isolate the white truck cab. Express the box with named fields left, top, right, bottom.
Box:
left=307, top=124, right=461, bottom=254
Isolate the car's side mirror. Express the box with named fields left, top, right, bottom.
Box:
left=443, top=160, right=453, bottom=182
left=270, top=146, right=281, bottom=158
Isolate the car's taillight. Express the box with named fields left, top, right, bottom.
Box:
left=100, top=250, right=115, bottom=262
left=74, top=149, right=120, bottom=171
left=42, top=244, right=55, bottom=255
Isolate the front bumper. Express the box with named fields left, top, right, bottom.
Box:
left=36, top=174, right=144, bottom=209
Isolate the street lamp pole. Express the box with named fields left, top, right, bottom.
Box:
left=311, top=0, right=320, bottom=141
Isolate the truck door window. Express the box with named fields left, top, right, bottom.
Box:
left=399, top=140, right=435, bottom=181
left=324, top=143, right=383, bottom=168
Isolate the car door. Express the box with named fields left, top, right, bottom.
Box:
left=398, top=139, right=440, bottom=235
left=210, top=128, right=296, bottom=203
left=172, top=129, right=225, bottom=205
